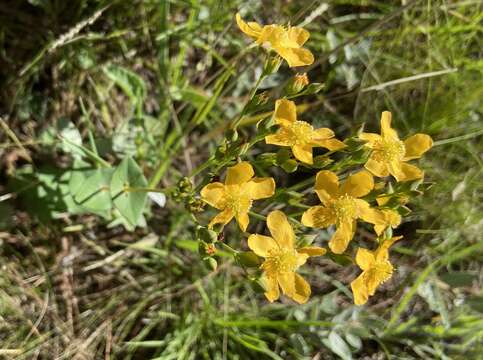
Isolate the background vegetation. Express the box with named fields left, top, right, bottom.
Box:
left=1, top=0, right=482, bottom=359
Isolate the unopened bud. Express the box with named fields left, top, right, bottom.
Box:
left=203, top=257, right=218, bottom=271
left=263, top=55, right=283, bottom=75
left=281, top=159, right=298, bottom=173
left=196, top=226, right=218, bottom=243
left=187, top=198, right=205, bottom=213
left=287, top=73, right=309, bottom=94
left=236, top=251, right=262, bottom=268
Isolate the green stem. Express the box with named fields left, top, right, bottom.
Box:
left=231, top=73, right=266, bottom=130
left=124, top=186, right=170, bottom=194
left=218, top=242, right=238, bottom=255
left=248, top=211, right=267, bottom=221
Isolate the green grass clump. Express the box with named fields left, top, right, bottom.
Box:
left=1, top=0, right=482, bottom=359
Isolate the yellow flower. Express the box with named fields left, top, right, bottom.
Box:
left=247, top=210, right=326, bottom=304
left=235, top=13, right=314, bottom=67
left=201, top=162, right=275, bottom=232
left=351, top=236, right=402, bottom=305
left=360, top=111, right=433, bottom=182
left=265, top=99, right=345, bottom=164
left=302, top=170, right=387, bottom=254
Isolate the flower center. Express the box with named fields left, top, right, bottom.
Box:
left=333, top=194, right=357, bottom=220
left=372, top=139, right=405, bottom=163
left=225, top=188, right=252, bottom=215
left=262, top=249, right=299, bottom=275
left=288, top=121, right=314, bottom=145
left=365, top=262, right=393, bottom=285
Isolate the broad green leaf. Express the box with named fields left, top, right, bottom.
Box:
left=73, top=168, right=113, bottom=212
left=345, top=333, right=362, bottom=350
left=110, top=157, right=148, bottom=226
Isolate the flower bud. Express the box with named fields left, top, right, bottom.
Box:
left=196, top=226, right=218, bottom=243
left=257, top=153, right=277, bottom=166
left=287, top=73, right=309, bottom=94
left=187, top=198, right=205, bottom=213
left=198, top=241, right=217, bottom=257
left=203, top=257, right=218, bottom=271
left=177, top=177, right=193, bottom=192
left=263, top=55, right=283, bottom=75
left=281, top=159, right=298, bottom=173
left=236, top=251, right=262, bottom=268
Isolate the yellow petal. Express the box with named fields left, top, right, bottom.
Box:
left=265, top=128, right=293, bottom=146
left=200, top=182, right=226, bottom=209
left=292, top=144, right=313, bottom=164
left=247, top=234, right=278, bottom=257
left=275, top=47, right=314, bottom=67
left=329, top=219, right=355, bottom=254
left=340, top=171, right=374, bottom=198
left=296, top=252, right=309, bottom=267
left=351, top=273, right=369, bottom=305
left=312, top=127, right=334, bottom=140
left=385, top=209, right=402, bottom=227
left=208, top=208, right=234, bottom=229
left=355, top=199, right=386, bottom=225
left=247, top=177, right=276, bottom=200
left=257, top=24, right=284, bottom=45
left=274, top=99, right=297, bottom=125
left=263, top=275, right=280, bottom=303
left=314, top=170, right=339, bottom=204
left=287, top=27, right=310, bottom=46
left=292, top=273, right=311, bottom=304
left=364, top=156, right=389, bottom=178
left=235, top=13, right=262, bottom=40
left=225, top=161, right=254, bottom=185
left=267, top=210, right=295, bottom=249
left=403, top=133, right=433, bottom=160
left=366, top=263, right=393, bottom=295
left=298, top=246, right=327, bottom=257
left=359, top=132, right=381, bottom=146
left=236, top=211, right=250, bottom=232
left=388, top=161, right=423, bottom=182
left=277, top=272, right=295, bottom=298
left=312, top=138, right=346, bottom=151
left=301, top=206, right=336, bottom=228
left=374, top=225, right=385, bottom=236
left=355, top=248, right=375, bottom=270
left=380, top=111, right=399, bottom=140
left=375, top=236, right=402, bottom=262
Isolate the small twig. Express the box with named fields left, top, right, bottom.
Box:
left=0, top=116, right=32, bottom=162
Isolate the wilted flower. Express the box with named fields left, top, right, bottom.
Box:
left=265, top=99, right=345, bottom=164
left=236, top=13, right=314, bottom=67
left=201, top=162, right=275, bottom=232
left=360, top=111, right=433, bottom=182
left=248, top=210, right=326, bottom=303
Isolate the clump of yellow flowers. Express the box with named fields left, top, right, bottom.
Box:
left=193, top=13, right=433, bottom=306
